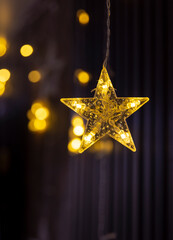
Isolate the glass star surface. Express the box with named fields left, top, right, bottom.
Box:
left=61, top=66, right=149, bottom=153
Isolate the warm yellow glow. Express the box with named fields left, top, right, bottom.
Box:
left=76, top=70, right=90, bottom=84
left=130, top=102, right=136, bottom=107
left=0, top=44, right=7, bottom=57
left=68, top=138, right=81, bottom=152
left=102, top=84, right=108, bottom=89
left=73, top=125, right=84, bottom=136
left=0, top=37, right=7, bottom=57
left=35, top=107, right=49, bottom=120
left=61, top=66, right=149, bottom=153
left=71, top=138, right=81, bottom=149
left=31, top=102, right=43, bottom=114
left=0, top=37, right=7, bottom=45
left=0, top=69, right=10, bottom=83
left=34, top=119, right=47, bottom=131
left=77, top=10, right=89, bottom=25
left=127, top=100, right=141, bottom=109
left=76, top=103, right=82, bottom=109
left=28, top=70, right=41, bottom=83
left=20, top=44, right=33, bottom=57
left=121, top=133, right=126, bottom=139
left=28, top=119, right=36, bottom=132
left=71, top=116, right=83, bottom=126
left=0, top=82, right=5, bottom=96
left=84, top=132, right=95, bottom=142
left=27, top=110, right=33, bottom=120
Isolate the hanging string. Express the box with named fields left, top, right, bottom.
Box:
left=103, top=0, right=111, bottom=68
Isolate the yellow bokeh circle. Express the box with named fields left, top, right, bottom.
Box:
left=0, top=82, right=5, bottom=96
left=77, top=10, right=90, bottom=25
left=31, top=102, right=43, bottom=114
left=77, top=70, right=90, bottom=84
left=71, top=116, right=83, bottom=127
left=35, top=107, right=49, bottom=120
left=34, top=119, right=47, bottom=131
left=0, top=69, right=11, bottom=83
left=20, top=44, right=33, bottom=57
left=28, top=70, right=41, bottom=83
left=68, top=138, right=81, bottom=152
left=0, top=37, right=7, bottom=57
left=73, top=125, right=84, bottom=136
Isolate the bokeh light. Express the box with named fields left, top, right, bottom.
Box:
left=27, top=110, right=33, bottom=120
left=0, top=37, right=7, bottom=57
left=20, top=44, right=33, bottom=57
left=28, top=101, right=50, bottom=133
left=75, top=69, right=90, bottom=84
left=31, top=102, right=43, bottom=114
left=0, top=82, right=5, bottom=96
left=34, top=119, right=47, bottom=131
left=73, top=125, right=84, bottom=136
left=68, top=138, right=81, bottom=153
left=28, top=70, right=41, bottom=83
left=0, top=69, right=11, bottom=83
left=35, top=107, right=49, bottom=120
left=28, top=119, right=36, bottom=132
left=77, top=10, right=89, bottom=25
left=71, top=115, right=84, bottom=127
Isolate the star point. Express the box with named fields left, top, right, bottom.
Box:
left=61, top=67, right=149, bottom=153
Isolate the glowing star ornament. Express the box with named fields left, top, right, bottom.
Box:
left=61, top=67, right=149, bottom=153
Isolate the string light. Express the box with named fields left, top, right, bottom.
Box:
left=28, top=70, right=41, bottom=83
left=61, top=67, right=149, bottom=153
left=0, top=69, right=10, bottom=83
left=77, top=10, right=90, bottom=25
left=20, top=44, right=33, bottom=57
left=61, top=0, right=149, bottom=153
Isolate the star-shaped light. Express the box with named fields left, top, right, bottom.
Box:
left=61, top=67, right=149, bottom=153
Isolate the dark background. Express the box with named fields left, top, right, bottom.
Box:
left=0, top=0, right=173, bottom=239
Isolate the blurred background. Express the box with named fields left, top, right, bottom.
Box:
left=0, top=0, right=172, bottom=239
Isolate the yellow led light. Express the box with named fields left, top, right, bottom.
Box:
left=71, top=116, right=84, bottom=126
left=28, top=70, right=41, bottom=83
left=102, top=84, right=108, bottom=89
left=131, top=102, right=136, bottom=107
left=121, top=133, right=126, bottom=139
left=84, top=132, right=95, bottom=143
left=34, top=119, right=47, bottom=131
left=31, top=102, right=43, bottom=114
left=73, top=125, right=84, bottom=136
left=76, top=103, right=82, bottom=109
left=35, top=107, right=49, bottom=120
left=61, top=66, right=149, bottom=153
left=76, top=70, right=90, bottom=84
left=20, top=44, right=33, bottom=57
left=0, top=37, right=7, bottom=57
left=0, top=69, right=10, bottom=83
left=77, top=10, right=90, bottom=25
